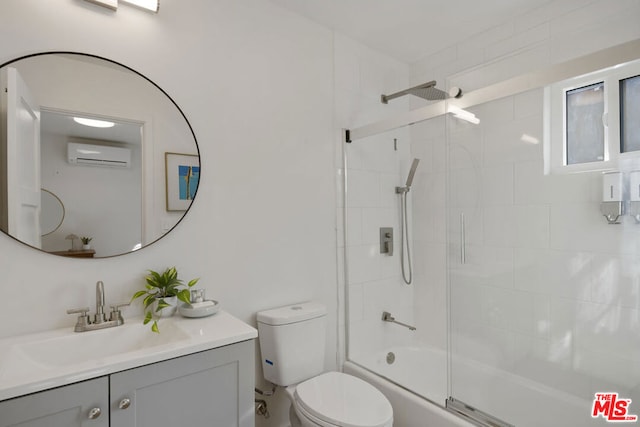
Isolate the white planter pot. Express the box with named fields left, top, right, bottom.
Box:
left=153, top=296, right=178, bottom=318
left=82, top=244, right=91, bottom=250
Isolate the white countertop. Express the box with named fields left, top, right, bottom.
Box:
left=0, top=310, right=257, bottom=401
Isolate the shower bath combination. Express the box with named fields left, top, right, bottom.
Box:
left=396, top=158, right=420, bottom=285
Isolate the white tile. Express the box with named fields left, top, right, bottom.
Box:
left=450, top=273, right=484, bottom=322
left=362, top=278, right=413, bottom=321
left=515, top=249, right=593, bottom=301
left=591, top=254, right=640, bottom=310
left=344, top=207, right=362, bottom=246
left=485, top=23, right=549, bottom=62
left=361, top=207, right=397, bottom=246
left=549, top=5, right=640, bottom=64
left=514, top=88, right=544, bottom=119
left=574, top=301, right=640, bottom=360
left=483, top=205, right=516, bottom=247
left=482, top=164, right=514, bottom=206
left=347, top=284, right=364, bottom=323
left=346, top=169, right=380, bottom=208
left=483, top=115, right=544, bottom=166
left=380, top=172, right=402, bottom=208
left=479, top=246, right=515, bottom=289
left=549, top=203, right=627, bottom=253
left=447, top=116, right=484, bottom=146
left=514, top=160, right=548, bottom=205
left=450, top=168, right=483, bottom=208
left=514, top=204, right=550, bottom=249
left=481, top=286, right=534, bottom=334
left=469, top=96, right=515, bottom=128
left=346, top=244, right=381, bottom=284
left=549, top=0, right=636, bottom=39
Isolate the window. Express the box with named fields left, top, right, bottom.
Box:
left=566, top=82, right=605, bottom=165
left=546, top=58, right=640, bottom=174
left=620, top=75, right=640, bottom=153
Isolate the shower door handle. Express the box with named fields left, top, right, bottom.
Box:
left=460, top=213, right=466, bottom=264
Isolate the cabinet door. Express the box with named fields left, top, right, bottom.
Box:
left=0, top=377, right=109, bottom=427
left=110, top=340, right=254, bottom=427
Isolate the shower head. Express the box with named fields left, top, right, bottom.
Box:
left=396, top=158, right=421, bottom=194
left=405, top=158, right=420, bottom=188
left=381, top=82, right=462, bottom=104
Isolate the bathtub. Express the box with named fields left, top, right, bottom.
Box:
left=344, top=345, right=601, bottom=427
left=344, top=346, right=471, bottom=427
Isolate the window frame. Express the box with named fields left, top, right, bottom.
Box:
left=545, top=58, right=640, bottom=175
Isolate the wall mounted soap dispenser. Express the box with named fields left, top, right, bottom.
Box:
left=600, top=172, right=624, bottom=224
left=629, top=171, right=640, bottom=222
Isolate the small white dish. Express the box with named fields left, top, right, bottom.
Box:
left=178, top=300, right=220, bottom=318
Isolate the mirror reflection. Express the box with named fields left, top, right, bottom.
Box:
left=0, top=53, right=200, bottom=258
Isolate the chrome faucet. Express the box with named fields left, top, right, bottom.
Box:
left=67, top=281, right=129, bottom=332
left=94, top=280, right=106, bottom=324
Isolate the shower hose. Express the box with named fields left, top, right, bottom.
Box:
left=399, top=190, right=412, bottom=285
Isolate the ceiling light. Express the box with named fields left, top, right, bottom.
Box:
left=73, top=117, right=116, bottom=128
left=120, top=0, right=159, bottom=12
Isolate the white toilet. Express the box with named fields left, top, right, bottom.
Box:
left=257, top=302, right=393, bottom=427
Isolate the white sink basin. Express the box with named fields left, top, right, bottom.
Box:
left=0, top=310, right=257, bottom=401
left=16, top=320, right=190, bottom=368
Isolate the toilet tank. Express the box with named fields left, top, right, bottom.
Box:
left=257, top=302, right=327, bottom=386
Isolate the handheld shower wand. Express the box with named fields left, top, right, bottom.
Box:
left=396, top=158, right=420, bottom=193
left=396, top=159, right=420, bottom=285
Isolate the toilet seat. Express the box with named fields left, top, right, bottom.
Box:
left=294, top=372, right=393, bottom=427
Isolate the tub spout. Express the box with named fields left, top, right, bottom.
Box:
left=382, top=311, right=416, bottom=331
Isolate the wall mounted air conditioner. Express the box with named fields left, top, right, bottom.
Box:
left=67, top=142, right=131, bottom=168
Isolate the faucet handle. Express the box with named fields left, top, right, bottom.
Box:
left=109, top=302, right=130, bottom=323
left=110, top=302, right=130, bottom=311
left=67, top=307, right=90, bottom=316
left=67, top=307, right=91, bottom=332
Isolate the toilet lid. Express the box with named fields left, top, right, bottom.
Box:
left=294, top=372, right=393, bottom=427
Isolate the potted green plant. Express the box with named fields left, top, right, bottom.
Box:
left=130, top=267, right=199, bottom=332
left=80, top=236, right=92, bottom=250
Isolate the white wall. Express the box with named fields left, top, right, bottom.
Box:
left=0, top=2, right=336, bottom=426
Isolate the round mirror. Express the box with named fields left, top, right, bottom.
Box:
left=0, top=52, right=200, bottom=258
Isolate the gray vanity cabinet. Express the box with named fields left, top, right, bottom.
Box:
left=0, top=340, right=254, bottom=427
left=0, top=377, right=109, bottom=427
left=110, top=340, right=254, bottom=427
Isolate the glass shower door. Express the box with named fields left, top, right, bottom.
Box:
left=446, top=83, right=640, bottom=426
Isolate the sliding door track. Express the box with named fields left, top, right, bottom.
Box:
left=446, top=397, right=514, bottom=427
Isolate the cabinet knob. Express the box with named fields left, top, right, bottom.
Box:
left=88, top=407, right=101, bottom=419
left=119, top=397, right=131, bottom=409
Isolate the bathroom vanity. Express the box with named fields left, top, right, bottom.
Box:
left=0, top=311, right=257, bottom=427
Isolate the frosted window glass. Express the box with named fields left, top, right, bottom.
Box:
left=565, top=82, right=605, bottom=164
left=621, top=75, right=640, bottom=153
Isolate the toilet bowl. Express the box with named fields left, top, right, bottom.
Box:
left=256, top=302, right=394, bottom=427
left=287, top=371, right=393, bottom=427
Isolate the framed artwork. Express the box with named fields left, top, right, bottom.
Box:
left=165, top=152, right=200, bottom=211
